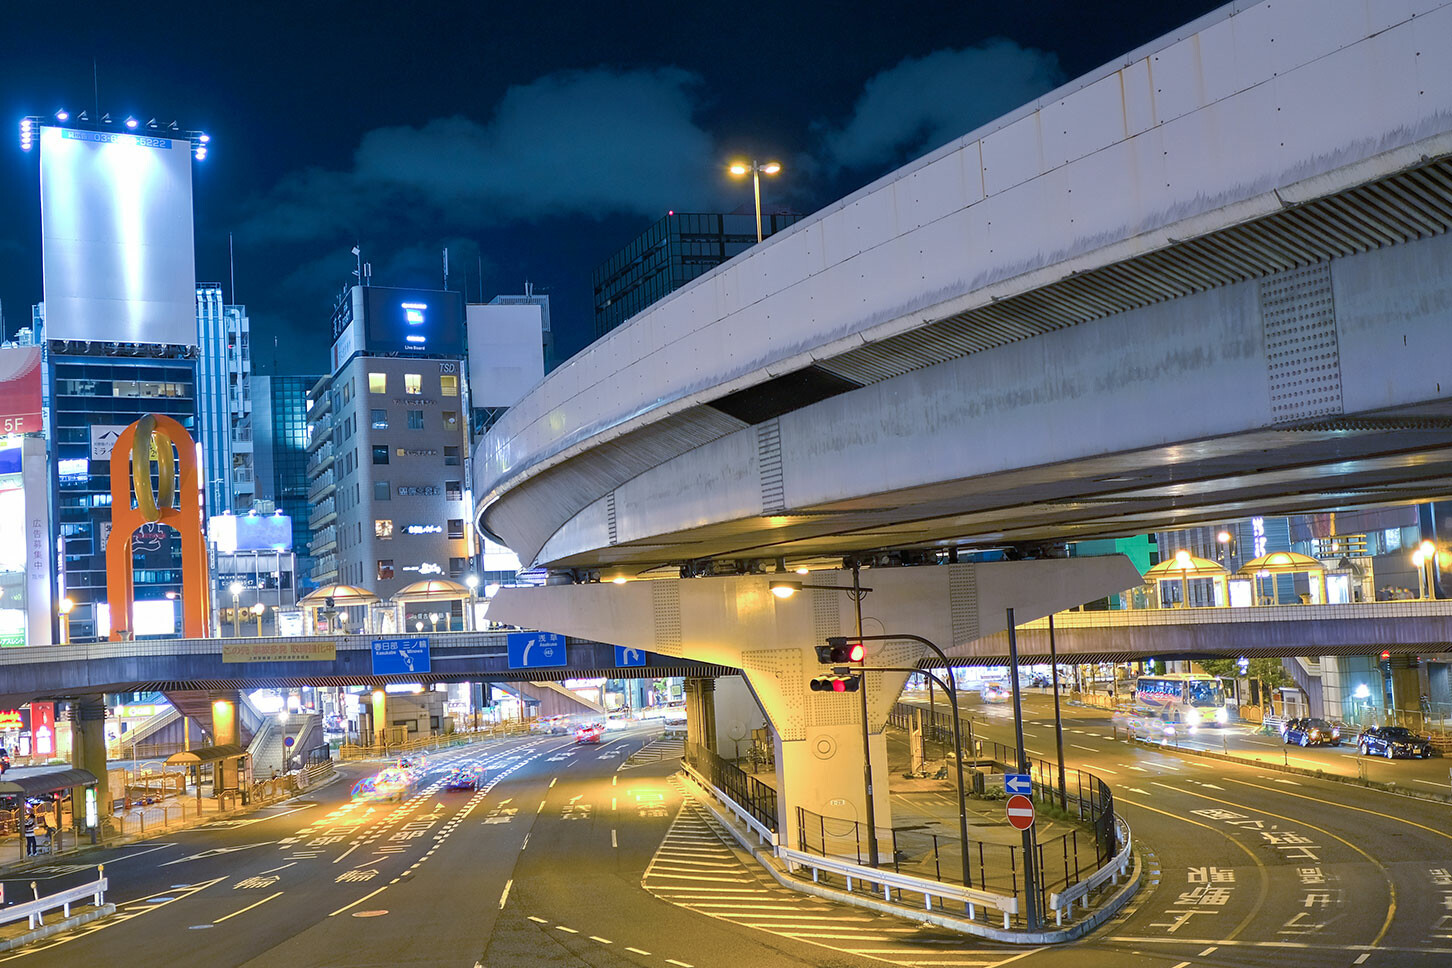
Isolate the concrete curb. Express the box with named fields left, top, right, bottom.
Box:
left=1124, top=734, right=1452, bottom=805
left=678, top=771, right=1142, bottom=944
left=0, top=903, right=115, bottom=951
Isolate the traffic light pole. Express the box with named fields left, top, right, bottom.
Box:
left=1049, top=613, right=1067, bottom=811
left=851, top=563, right=880, bottom=868
left=829, top=631, right=974, bottom=895
left=1006, top=607, right=1040, bottom=931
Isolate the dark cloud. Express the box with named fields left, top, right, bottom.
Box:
left=815, top=41, right=1063, bottom=173
left=242, top=67, right=726, bottom=244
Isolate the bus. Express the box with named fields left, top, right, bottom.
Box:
left=1133, top=673, right=1228, bottom=727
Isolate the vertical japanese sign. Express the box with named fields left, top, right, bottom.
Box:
left=30, top=702, right=55, bottom=756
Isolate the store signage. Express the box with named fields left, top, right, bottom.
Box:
left=31, top=702, right=55, bottom=756
left=397, top=485, right=440, bottom=497
left=401, top=562, right=443, bottom=575
left=395, top=448, right=438, bottom=457
left=1252, top=517, right=1267, bottom=559
left=89, top=424, right=127, bottom=461
left=114, top=704, right=162, bottom=718
left=404, top=524, right=442, bottom=534
left=221, top=640, right=338, bottom=664
left=0, top=710, right=23, bottom=730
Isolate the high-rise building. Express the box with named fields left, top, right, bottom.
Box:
left=252, top=373, right=324, bottom=585
left=195, top=285, right=254, bottom=514
left=307, top=286, right=471, bottom=606
left=487, top=284, right=554, bottom=372
left=592, top=211, right=804, bottom=338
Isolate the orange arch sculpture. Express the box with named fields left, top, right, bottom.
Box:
left=106, top=414, right=213, bottom=640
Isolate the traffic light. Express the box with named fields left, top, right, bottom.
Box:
left=815, top=640, right=865, bottom=664
left=1380, top=650, right=1392, bottom=677
left=810, top=674, right=861, bottom=693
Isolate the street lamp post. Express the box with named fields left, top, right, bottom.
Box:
left=465, top=574, right=480, bottom=632
left=727, top=159, right=782, bottom=243
left=1413, top=540, right=1437, bottom=600
left=828, top=632, right=973, bottom=894
left=252, top=602, right=265, bottom=636
left=57, top=598, right=74, bottom=645
left=428, top=612, right=440, bottom=634
left=229, top=582, right=243, bottom=637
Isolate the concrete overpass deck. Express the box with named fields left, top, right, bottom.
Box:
left=0, top=631, right=732, bottom=707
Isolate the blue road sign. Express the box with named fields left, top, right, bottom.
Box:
left=1004, top=773, right=1032, bottom=796
left=507, top=632, right=567, bottom=669
left=615, top=646, right=647, bottom=667
left=371, top=637, right=432, bottom=675
left=283, top=736, right=295, bottom=747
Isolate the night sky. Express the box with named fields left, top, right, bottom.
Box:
left=0, top=0, right=1224, bottom=373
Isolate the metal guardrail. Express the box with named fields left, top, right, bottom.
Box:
left=682, top=742, right=778, bottom=834
left=0, top=871, right=108, bottom=931
left=1048, top=817, right=1132, bottom=925
left=681, top=761, right=776, bottom=847
left=777, top=846, right=1019, bottom=928
left=338, top=723, right=532, bottom=761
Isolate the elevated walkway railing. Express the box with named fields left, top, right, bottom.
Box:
left=682, top=742, right=778, bottom=836
left=1021, top=598, right=1452, bottom=629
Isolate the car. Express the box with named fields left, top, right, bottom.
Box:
left=981, top=683, right=1009, bottom=703
left=575, top=724, right=604, bottom=744
left=1357, top=725, right=1433, bottom=759
left=1282, top=717, right=1342, bottom=747
left=444, top=767, right=481, bottom=791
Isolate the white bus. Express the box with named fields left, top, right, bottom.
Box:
left=1133, top=673, right=1228, bottom=727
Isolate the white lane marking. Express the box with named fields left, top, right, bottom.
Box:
left=214, top=891, right=283, bottom=924
left=612, top=829, right=618, bottom=848
left=549, top=777, right=557, bottom=787
left=1093, top=766, right=1118, bottom=774
left=665, top=960, right=694, bottom=967
left=556, top=925, right=579, bottom=934
left=1274, top=778, right=1301, bottom=786
left=332, top=842, right=361, bottom=865
left=626, top=947, right=652, bottom=956
left=590, top=936, right=612, bottom=944
left=1071, top=744, right=1097, bottom=752
left=1198, top=947, right=1218, bottom=956
left=1412, top=779, right=1447, bottom=788
left=1024, top=748, right=1045, bottom=755
left=328, top=885, right=388, bottom=917
left=537, top=800, right=546, bottom=814
left=527, top=916, right=548, bottom=923
left=1170, top=962, right=1191, bottom=968
left=612, top=775, right=617, bottom=786
left=1354, top=955, right=1371, bottom=964
left=612, top=797, right=618, bottom=810
left=257, top=862, right=296, bottom=875
left=499, top=879, right=512, bottom=909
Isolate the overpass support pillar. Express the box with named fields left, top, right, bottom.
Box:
left=1388, top=654, right=1424, bottom=717
left=210, top=692, right=242, bottom=797
left=683, top=678, right=717, bottom=752
left=68, top=697, right=110, bottom=819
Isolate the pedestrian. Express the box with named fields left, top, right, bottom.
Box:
left=0, top=749, right=10, bottom=776
left=22, top=809, right=35, bottom=856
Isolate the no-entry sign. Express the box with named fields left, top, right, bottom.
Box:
left=1006, top=794, right=1035, bottom=830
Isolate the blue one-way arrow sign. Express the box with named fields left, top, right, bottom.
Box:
left=1004, top=773, right=1032, bottom=796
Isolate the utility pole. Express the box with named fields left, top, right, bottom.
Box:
left=852, top=562, right=879, bottom=867
left=1006, top=607, right=1040, bottom=930
left=1049, top=613, right=1067, bottom=810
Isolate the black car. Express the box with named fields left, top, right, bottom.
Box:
left=1282, top=717, right=1342, bottom=747
left=1357, top=726, right=1433, bottom=759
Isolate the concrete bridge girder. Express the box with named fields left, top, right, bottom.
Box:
left=488, top=557, right=1140, bottom=845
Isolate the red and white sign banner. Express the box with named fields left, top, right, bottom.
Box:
left=0, top=347, right=42, bottom=435
left=30, top=702, right=55, bottom=756
left=1006, top=793, right=1036, bottom=830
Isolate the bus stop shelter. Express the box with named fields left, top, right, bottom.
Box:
left=166, top=744, right=251, bottom=807
left=0, top=768, right=99, bottom=859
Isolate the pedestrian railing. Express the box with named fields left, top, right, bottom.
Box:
left=680, top=759, right=776, bottom=847
left=777, top=845, right=1019, bottom=928
left=1048, top=816, right=1132, bottom=925
left=0, top=870, right=107, bottom=931
left=683, top=742, right=778, bottom=835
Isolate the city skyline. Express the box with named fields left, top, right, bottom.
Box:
left=0, top=0, right=1222, bottom=372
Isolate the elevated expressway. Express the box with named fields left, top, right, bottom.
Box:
left=476, top=1, right=1452, bottom=837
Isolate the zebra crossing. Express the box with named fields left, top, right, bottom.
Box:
left=642, top=788, right=1022, bottom=966
left=621, top=733, right=685, bottom=768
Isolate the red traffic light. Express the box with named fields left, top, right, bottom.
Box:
left=848, top=643, right=864, bottom=662
left=1381, top=650, right=1391, bottom=661
left=832, top=678, right=846, bottom=692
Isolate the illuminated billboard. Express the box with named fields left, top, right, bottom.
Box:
left=0, top=348, right=43, bottom=434
left=467, top=304, right=544, bottom=408
left=209, top=512, right=294, bottom=553
left=39, top=125, right=197, bottom=347
left=363, top=287, right=464, bottom=356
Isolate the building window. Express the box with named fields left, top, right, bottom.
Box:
left=372, top=445, right=390, bottom=465
left=444, top=446, right=460, bottom=466
left=407, top=409, right=424, bottom=430
left=449, top=557, right=467, bottom=575
left=441, top=374, right=458, bottom=397
left=445, top=481, right=462, bottom=501
left=374, top=481, right=390, bottom=501
left=375, top=519, right=394, bottom=539
left=368, top=372, right=386, bottom=394
left=377, top=559, right=394, bottom=581
left=371, top=409, right=388, bottom=430
left=448, top=518, right=465, bottom=539
left=404, top=373, right=422, bottom=394
left=443, top=411, right=459, bottom=432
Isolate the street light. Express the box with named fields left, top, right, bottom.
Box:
left=465, top=574, right=480, bottom=632
left=252, top=602, right=265, bottom=636
left=57, top=598, right=74, bottom=645
left=1414, top=540, right=1437, bottom=600
left=428, top=612, right=441, bottom=633
left=229, top=581, right=243, bottom=636
left=727, top=158, right=783, bottom=243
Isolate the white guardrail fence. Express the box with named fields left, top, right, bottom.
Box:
left=1048, top=817, right=1132, bottom=926
left=0, top=871, right=108, bottom=931
left=681, top=762, right=776, bottom=849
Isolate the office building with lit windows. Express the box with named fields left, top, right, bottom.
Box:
left=253, top=373, right=324, bottom=584
left=305, top=285, right=471, bottom=609
left=196, top=285, right=255, bottom=513
left=591, top=210, right=804, bottom=338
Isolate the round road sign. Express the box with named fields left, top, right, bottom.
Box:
left=1005, top=794, right=1035, bottom=830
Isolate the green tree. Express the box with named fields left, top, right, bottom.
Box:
left=1196, top=657, right=1289, bottom=688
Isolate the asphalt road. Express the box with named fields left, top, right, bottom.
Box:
left=7, top=700, right=1452, bottom=968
